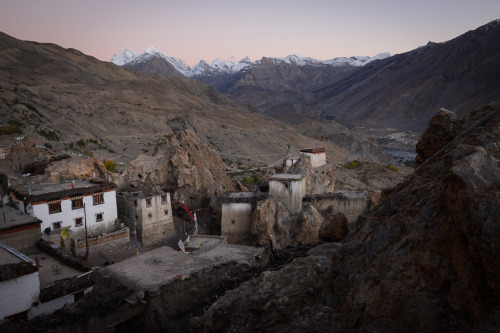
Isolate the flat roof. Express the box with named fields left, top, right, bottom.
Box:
left=103, top=242, right=264, bottom=290
left=11, top=179, right=116, bottom=203
left=300, top=148, right=325, bottom=153
left=0, top=241, right=32, bottom=265
left=269, top=173, right=304, bottom=181
left=0, top=205, right=41, bottom=231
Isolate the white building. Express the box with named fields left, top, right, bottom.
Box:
left=219, top=192, right=259, bottom=244
left=269, top=173, right=306, bottom=213
left=10, top=180, right=118, bottom=241
left=300, top=148, right=326, bottom=168
left=0, top=242, right=39, bottom=321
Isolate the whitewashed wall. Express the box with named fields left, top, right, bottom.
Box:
left=30, top=190, right=118, bottom=233
left=269, top=178, right=305, bottom=212
left=0, top=272, right=40, bottom=320
left=300, top=152, right=326, bottom=168
left=221, top=202, right=252, bottom=242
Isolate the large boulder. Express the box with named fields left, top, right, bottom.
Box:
left=250, top=197, right=291, bottom=249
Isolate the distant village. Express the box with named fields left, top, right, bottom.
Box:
left=0, top=139, right=373, bottom=327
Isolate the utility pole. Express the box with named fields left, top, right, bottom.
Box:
left=84, top=203, right=89, bottom=260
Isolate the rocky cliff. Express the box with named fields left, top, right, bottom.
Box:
left=122, top=130, right=233, bottom=230
left=191, top=105, right=500, bottom=332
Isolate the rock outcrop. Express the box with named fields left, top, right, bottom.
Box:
left=191, top=106, right=500, bottom=332
left=0, top=140, right=50, bottom=173
left=286, top=156, right=335, bottom=195
left=415, top=108, right=460, bottom=166
left=45, top=156, right=113, bottom=182
left=122, top=131, right=233, bottom=229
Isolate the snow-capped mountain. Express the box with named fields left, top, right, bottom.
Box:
left=110, top=47, right=391, bottom=77
left=111, top=46, right=191, bottom=76
left=110, top=49, right=138, bottom=66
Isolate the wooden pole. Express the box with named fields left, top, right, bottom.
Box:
left=84, top=203, right=89, bottom=260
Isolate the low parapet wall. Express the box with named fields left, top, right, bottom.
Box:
left=74, top=228, right=130, bottom=254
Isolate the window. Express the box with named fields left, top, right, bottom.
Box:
left=134, top=200, right=137, bottom=207
left=72, top=198, right=83, bottom=209
left=52, top=221, right=62, bottom=230
left=93, top=193, right=104, bottom=205
left=148, top=213, right=152, bottom=218
left=96, top=213, right=103, bottom=222
left=146, top=198, right=152, bottom=207
left=164, top=209, right=169, bottom=215
left=48, top=201, right=61, bottom=214
left=161, top=195, right=167, bottom=204
left=75, top=217, right=83, bottom=227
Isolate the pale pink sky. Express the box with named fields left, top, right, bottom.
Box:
left=1, top=0, right=499, bottom=67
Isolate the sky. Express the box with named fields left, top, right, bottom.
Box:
left=1, top=0, right=499, bottom=67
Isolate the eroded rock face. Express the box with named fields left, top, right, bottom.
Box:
left=191, top=106, right=500, bottom=332
left=250, top=197, right=291, bottom=249
left=287, top=156, right=335, bottom=195
left=122, top=130, right=233, bottom=226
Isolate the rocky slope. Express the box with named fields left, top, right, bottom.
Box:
left=190, top=105, right=500, bottom=332
left=313, top=19, right=500, bottom=130
left=0, top=31, right=395, bottom=169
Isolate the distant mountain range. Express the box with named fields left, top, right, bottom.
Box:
left=111, top=48, right=390, bottom=79
left=113, top=19, right=500, bottom=131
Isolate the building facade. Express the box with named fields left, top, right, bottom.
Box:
left=269, top=174, right=306, bottom=213
left=219, top=192, right=259, bottom=244
left=116, top=191, right=174, bottom=247
left=10, top=180, right=118, bottom=242
left=300, top=147, right=326, bottom=168
left=0, top=242, right=40, bottom=321
left=0, top=205, right=42, bottom=251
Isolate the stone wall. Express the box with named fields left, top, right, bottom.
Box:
left=303, top=190, right=369, bottom=228
left=73, top=228, right=130, bottom=255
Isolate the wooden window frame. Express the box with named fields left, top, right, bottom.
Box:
left=72, top=198, right=83, bottom=210
left=52, top=221, right=62, bottom=230
left=146, top=198, right=152, bottom=207
left=93, top=193, right=104, bottom=205
left=96, top=213, right=103, bottom=222
left=48, top=201, right=61, bottom=214
left=75, top=217, right=83, bottom=227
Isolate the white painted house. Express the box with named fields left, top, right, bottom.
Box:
left=300, top=148, right=326, bottom=168
left=10, top=180, right=118, bottom=241
left=0, top=242, right=39, bottom=321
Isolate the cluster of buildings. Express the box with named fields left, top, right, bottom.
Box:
left=0, top=176, right=176, bottom=321
left=0, top=146, right=370, bottom=323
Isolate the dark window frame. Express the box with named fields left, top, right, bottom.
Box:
left=93, top=193, right=104, bottom=205
left=48, top=201, right=61, bottom=214
left=96, top=213, right=103, bottom=222
left=72, top=198, right=83, bottom=210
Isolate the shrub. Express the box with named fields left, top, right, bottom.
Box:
left=104, top=160, right=116, bottom=172
left=0, top=123, right=22, bottom=135
left=386, top=164, right=398, bottom=172
left=345, top=160, right=362, bottom=170
left=77, top=138, right=86, bottom=147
